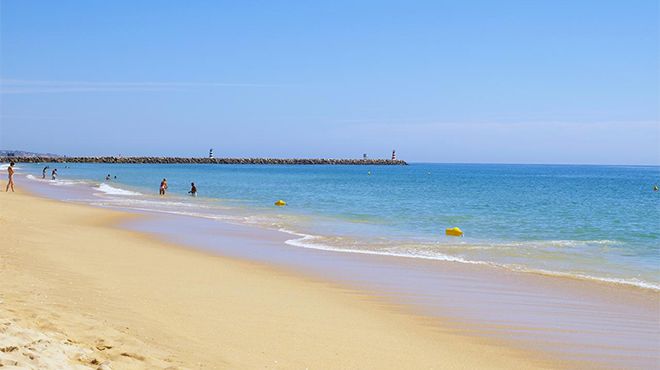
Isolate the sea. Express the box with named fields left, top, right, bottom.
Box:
left=13, top=162, right=660, bottom=291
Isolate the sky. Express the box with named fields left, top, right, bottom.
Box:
left=0, top=0, right=658, bottom=164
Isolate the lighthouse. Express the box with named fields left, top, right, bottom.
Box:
left=209, top=148, right=214, bottom=158
left=391, top=150, right=396, bottom=160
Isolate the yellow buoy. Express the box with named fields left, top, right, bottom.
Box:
left=445, top=227, right=463, bottom=237
left=274, top=200, right=287, bottom=206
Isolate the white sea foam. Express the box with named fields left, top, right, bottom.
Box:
left=26, top=173, right=84, bottom=186
left=0, top=163, right=19, bottom=170
left=96, top=183, right=142, bottom=196
left=512, top=267, right=660, bottom=291
left=279, top=228, right=488, bottom=265
left=51, top=179, right=86, bottom=186
left=88, top=201, right=244, bottom=223
left=279, top=228, right=660, bottom=291
left=545, top=239, right=621, bottom=247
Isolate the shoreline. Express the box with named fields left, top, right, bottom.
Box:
left=0, top=184, right=558, bottom=369
left=280, top=227, right=660, bottom=292
left=18, top=168, right=659, bottom=293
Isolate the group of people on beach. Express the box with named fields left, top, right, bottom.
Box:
left=42, top=166, right=58, bottom=180
left=4, top=164, right=200, bottom=198
left=159, top=178, right=197, bottom=197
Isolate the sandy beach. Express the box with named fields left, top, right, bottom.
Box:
left=2, top=0, right=657, bottom=367
left=0, top=183, right=560, bottom=369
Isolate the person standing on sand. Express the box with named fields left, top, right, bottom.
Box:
left=159, top=178, right=168, bottom=196
left=5, top=162, right=15, bottom=192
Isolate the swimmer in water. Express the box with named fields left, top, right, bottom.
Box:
left=159, top=178, right=168, bottom=196
left=51, top=169, right=58, bottom=180
left=42, top=166, right=49, bottom=179
left=189, top=182, right=197, bottom=196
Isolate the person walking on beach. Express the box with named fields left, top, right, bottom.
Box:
left=51, top=168, right=58, bottom=180
left=5, top=162, right=15, bottom=192
left=159, top=178, right=168, bottom=196
left=42, top=166, right=49, bottom=179
left=189, top=182, right=197, bottom=196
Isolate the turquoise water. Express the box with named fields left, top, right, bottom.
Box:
left=17, top=163, right=660, bottom=289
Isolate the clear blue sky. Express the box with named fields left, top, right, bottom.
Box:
left=1, top=0, right=658, bottom=164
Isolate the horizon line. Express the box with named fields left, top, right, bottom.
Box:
left=0, top=151, right=657, bottom=167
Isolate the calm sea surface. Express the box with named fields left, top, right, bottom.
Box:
left=16, top=163, right=660, bottom=290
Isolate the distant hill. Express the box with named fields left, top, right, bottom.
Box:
left=0, top=150, right=62, bottom=158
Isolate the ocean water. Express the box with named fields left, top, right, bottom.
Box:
left=16, top=162, right=660, bottom=290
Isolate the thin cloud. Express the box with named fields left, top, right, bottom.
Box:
left=334, top=118, right=659, bottom=127
left=0, top=78, right=287, bottom=94
left=0, top=114, right=64, bottom=119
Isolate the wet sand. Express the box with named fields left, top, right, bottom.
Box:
left=0, top=184, right=558, bottom=369
left=128, top=212, right=660, bottom=369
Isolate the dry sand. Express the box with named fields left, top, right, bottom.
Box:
left=0, top=184, right=555, bottom=369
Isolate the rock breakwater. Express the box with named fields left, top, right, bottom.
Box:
left=0, top=156, right=407, bottom=165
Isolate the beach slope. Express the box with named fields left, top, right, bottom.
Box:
left=0, top=186, right=547, bottom=369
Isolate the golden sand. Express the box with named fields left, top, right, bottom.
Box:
left=0, top=185, right=553, bottom=369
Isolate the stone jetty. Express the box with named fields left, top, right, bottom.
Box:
left=0, top=156, right=407, bottom=165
